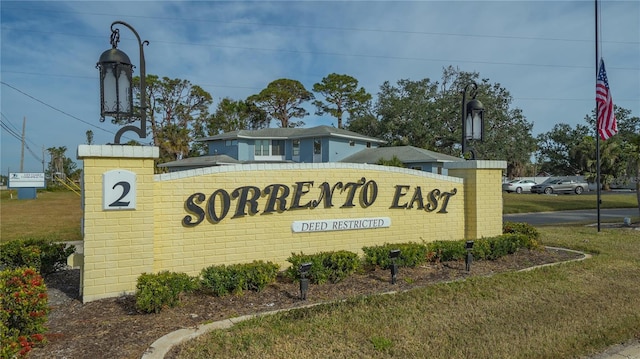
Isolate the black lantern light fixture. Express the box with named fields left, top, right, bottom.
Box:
left=461, top=82, right=485, bottom=159
left=97, top=21, right=148, bottom=144
left=299, top=262, right=312, bottom=300
left=465, top=240, right=474, bottom=272
left=389, top=249, right=401, bottom=284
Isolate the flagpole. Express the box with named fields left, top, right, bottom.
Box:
left=595, top=0, right=601, bottom=232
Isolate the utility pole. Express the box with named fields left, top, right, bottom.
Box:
left=20, top=117, right=26, bottom=172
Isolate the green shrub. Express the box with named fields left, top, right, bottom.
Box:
left=1, top=268, right=49, bottom=358
left=503, top=222, right=540, bottom=241
left=286, top=251, right=360, bottom=284
left=241, top=261, right=280, bottom=292
left=285, top=253, right=329, bottom=284
left=484, top=235, right=520, bottom=259
left=200, top=261, right=279, bottom=297
left=200, top=265, right=241, bottom=297
left=426, top=241, right=466, bottom=262
left=362, top=242, right=428, bottom=269
left=135, top=271, right=198, bottom=314
left=470, top=239, right=492, bottom=261
left=473, top=233, right=538, bottom=260
left=322, top=251, right=360, bottom=283
left=0, top=238, right=75, bottom=275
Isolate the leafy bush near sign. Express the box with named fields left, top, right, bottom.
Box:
left=502, top=221, right=541, bottom=240
left=426, top=240, right=468, bottom=262
left=0, top=268, right=49, bottom=358
left=0, top=238, right=75, bottom=275
left=362, top=242, right=429, bottom=269
left=200, top=261, right=280, bottom=297
left=285, top=251, right=360, bottom=284
left=362, top=229, right=540, bottom=267
left=135, top=271, right=199, bottom=314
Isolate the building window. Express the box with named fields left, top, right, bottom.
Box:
left=255, top=139, right=269, bottom=156
left=313, top=139, right=322, bottom=155
left=225, top=140, right=237, bottom=146
left=272, top=140, right=284, bottom=156
left=292, top=140, right=300, bottom=156
left=366, top=142, right=371, bottom=148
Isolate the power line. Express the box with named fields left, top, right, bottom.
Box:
left=0, top=120, right=22, bottom=141
left=0, top=113, right=22, bottom=134
left=1, top=81, right=118, bottom=136
left=1, top=113, right=40, bottom=148
left=0, top=118, right=43, bottom=163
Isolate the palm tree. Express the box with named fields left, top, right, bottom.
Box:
left=47, top=146, right=67, bottom=179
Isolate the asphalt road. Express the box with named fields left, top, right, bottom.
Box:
left=503, top=208, right=639, bottom=226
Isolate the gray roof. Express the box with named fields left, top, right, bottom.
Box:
left=340, top=146, right=463, bottom=164
left=198, top=125, right=385, bottom=144
left=158, top=154, right=240, bottom=168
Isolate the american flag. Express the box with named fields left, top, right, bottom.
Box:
left=596, top=59, right=617, bottom=140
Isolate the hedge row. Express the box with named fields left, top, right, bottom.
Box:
left=0, top=238, right=75, bottom=275
left=135, top=260, right=280, bottom=313
left=135, top=222, right=539, bottom=313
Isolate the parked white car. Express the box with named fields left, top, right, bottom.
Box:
left=502, top=179, right=537, bottom=194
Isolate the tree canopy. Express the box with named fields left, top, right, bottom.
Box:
left=132, top=74, right=213, bottom=164
left=312, top=73, right=372, bottom=129
left=347, top=66, right=537, bottom=177
left=206, top=98, right=268, bottom=135
left=248, top=79, right=314, bottom=128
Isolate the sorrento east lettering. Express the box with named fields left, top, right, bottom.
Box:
left=182, top=177, right=457, bottom=227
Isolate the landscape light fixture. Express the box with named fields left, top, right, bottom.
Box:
left=389, top=249, right=401, bottom=284
left=461, top=82, right=485, bottom=160
left=299, top=262, right=312, bottom=300
left=97, top=21, right=148, bottom=144
left=465, top=241, right=474, bottom=272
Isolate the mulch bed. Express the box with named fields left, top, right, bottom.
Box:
left=30, top=247, right=583, bottom=359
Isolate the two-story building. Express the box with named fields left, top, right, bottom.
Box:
left=159, top=125, right=462, bottom=174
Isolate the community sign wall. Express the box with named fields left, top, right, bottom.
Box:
left=76, top=145, right=506, bottom=303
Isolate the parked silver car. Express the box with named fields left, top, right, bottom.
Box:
left=530, top=179, right=588, bottom=195
left=502, top=179, right=537, bottom=193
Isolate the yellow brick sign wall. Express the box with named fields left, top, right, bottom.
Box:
left=78, top=145, right=506, bottom=303
left=79, top=146, right=159, bottom=302
left=153, top=163, right=465, bottom=275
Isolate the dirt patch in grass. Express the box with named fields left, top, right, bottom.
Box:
left=30, top=247, right=582, bottom=359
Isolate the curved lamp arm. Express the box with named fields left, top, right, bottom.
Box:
left=110, top=21, right=149, bottom=144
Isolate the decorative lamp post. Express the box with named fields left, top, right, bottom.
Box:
left=461, top=82, right=485, bottom=159
left=97, top=21, right=149, bottom=144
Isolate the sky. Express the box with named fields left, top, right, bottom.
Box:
left=1, top=0, right=639, bottom=174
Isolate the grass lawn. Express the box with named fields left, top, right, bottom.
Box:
left=1, top=189, right=638, bottom=358
left=503, top=192, right=638, bottom=214
left=174, top=226, right=640, bottom=359
left=0, top=190, right=82, bottom=242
